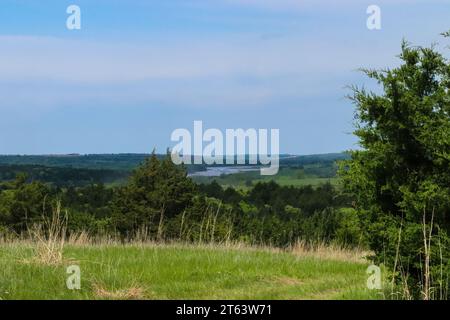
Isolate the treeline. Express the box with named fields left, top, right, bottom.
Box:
left=0, top=154, right=150, bottom=171
left=0, top=153, right=348, bottom=168
left=0, top=164, right=129, bottom=187
left=0, top=153, right=348, bottom=176
left=0, top=154, right=362, bottom=247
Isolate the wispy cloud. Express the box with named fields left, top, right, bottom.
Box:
left=222, top=0, right=448, bottom=11
left=0, top=34, right=398, bottom=109
left=0, top=35, right=371, bottom=82
left=0, top=0, right=448, bottom=154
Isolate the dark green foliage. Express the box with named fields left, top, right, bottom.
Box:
left=0, top=174, right=56, bottom=232
left=0, top=154, right=152, bottom=171
left=0, top=154, right=206, bottom=174
left=0, top=153, right=348, bottom=186
left=0, top=154, right=362, bottom=248
left=341, top=40, right=450, bottom=297
left=111, top=152, right=196, bottom=237
left=0, top=164, right=129, bottom=187
left=198, top=180, right=358, bottom=247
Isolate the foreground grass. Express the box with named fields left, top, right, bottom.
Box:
left=0, top=243, right=381, bottom=300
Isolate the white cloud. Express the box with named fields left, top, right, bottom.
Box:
left=0, top=34, right=396, bottom=82
left=1, top=36, right=306, bottom=81
left=0, top=33, right=401, bottom=110
left=222, top=0, right=448, bottom=11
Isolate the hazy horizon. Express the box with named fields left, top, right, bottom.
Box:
left=0, top=151, right=345, bottom=156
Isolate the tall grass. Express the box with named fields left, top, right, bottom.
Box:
left=0, top=210, right=381, bottom=300
left=0, top=241, right=376, bottom=300
left=291, top=240, right=369, bottom=263
left=27, top=201, right=67, bottom=265
left=387, top=208, right=449, bottom=300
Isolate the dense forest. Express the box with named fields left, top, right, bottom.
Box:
left=0, top=164, right=130, bottom=187
left=0, top=153, right=360, bottom=248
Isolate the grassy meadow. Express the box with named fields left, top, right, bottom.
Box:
left=0, top=242, right=381, bottom=300
left=192, top=167, right=339, bottom=189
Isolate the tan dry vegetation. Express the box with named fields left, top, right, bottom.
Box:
left=272, top=276, right=304, bottom=286
left=93, top=283, right=146, bottom=300
left=6, top=234, right=371, bottom=265
left=291, top=240, right=370, bottom=263
left=27, top=201, right=68, bottom=266
left=2, top=205, right=370, bottom=269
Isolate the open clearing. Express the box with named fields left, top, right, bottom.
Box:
left=0, top=243, right=381, bottom=300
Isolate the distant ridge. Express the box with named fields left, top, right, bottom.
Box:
left=0, top=152, right=349, bottom=172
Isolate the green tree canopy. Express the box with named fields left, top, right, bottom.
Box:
left=341, top=39, right=450, bottom=298
left=112, top=152, right=196, bottom=238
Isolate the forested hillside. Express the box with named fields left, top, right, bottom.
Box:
left=0, top=153, right=360, bottom=247
left=0, top=153, right=345, bottom=188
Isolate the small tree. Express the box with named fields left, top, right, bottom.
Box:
left=340, top=39, right=450, bottom=299
left=112, top=151, right=196, bottom=239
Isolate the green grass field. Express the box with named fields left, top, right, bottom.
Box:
left=0, top=243, right=381, bottom=300
left=193, top=167, right=339, bottom=189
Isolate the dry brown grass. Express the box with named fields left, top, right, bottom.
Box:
left=272, top=276, right=304, bottom=286
left=27, top=201, right=67, bottom=266
left=68, top=230, right=90, bottom=246
left=7, top=232, right=370, bottom=265
left=5, top=216, right=371, bottom=267
left=93, top=283, right=146, bottom=300
left=290, top=240, right=370, bottom=263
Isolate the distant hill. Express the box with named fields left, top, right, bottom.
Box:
left=0, top=153, right=349, bottom=170
left=0, top=164, right=129, bottom=187
left=0, top=154, right=152, bottom=171
left=0, top=153, right=349, bottom=187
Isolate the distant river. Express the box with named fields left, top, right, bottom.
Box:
left=188, top=166, right=260, bottom=177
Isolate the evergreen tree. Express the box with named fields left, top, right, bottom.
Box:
left=112, top=152, right=196, bottom=238
left=341, top=39, right=450, bottom=298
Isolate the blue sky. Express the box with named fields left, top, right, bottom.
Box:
left=0, top=0, right=449, bottom=155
